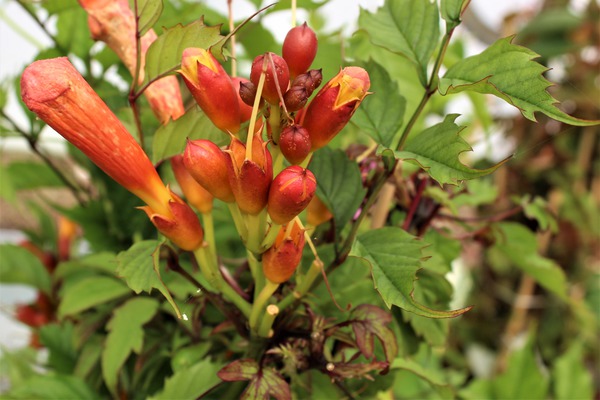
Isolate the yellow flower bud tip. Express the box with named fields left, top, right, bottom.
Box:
left=332, top=67, right=371, bottom=109
left=180, top=48, right=220, bottom=83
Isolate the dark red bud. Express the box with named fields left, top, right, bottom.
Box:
left=283, top=86, right=309, bottom=112
left=239, top=80, right=258, bottom=107
left=278, top=125, right=311, bottom=165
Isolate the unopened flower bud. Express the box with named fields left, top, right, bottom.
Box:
left=301, top=66, right=370, bottom=150
left=183, top=139, right=235, bottom=203
left=171, top=154, right=213, bottom=214
left=306, top=195, right=333, bottom=227
left=227, top=135, right=273, bottom=215
left=283, top=85, right=309, bottom=112
left=239, top=80, right=258, bottom=107
left=250, top=53, right=290, bottom=105
left=179, top=48, right=240, bottom=133
left=278, top=125, right=311, bottom=165
left=267, top=166, right=316, bottom=225
left=262, top=221, right=305, bottom=283
left=291, top=69, right=323, bottom=97
left=282, top=22, right=318, bottom=79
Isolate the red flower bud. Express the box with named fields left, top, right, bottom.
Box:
left=21, top=58, right=203, bottom=251
left=267, top=166, right=316, bottom=225
left=231, top=77, right=254, bottom=123
left=227, top=134, right=273, bottom=215
left=250, top=53, right=290, bottom=105
left=171, top=154, right=213, bottom=214
left=300, top=67, right=370, bottom=150
left=283, top=85, right=309, bottom=112
left=278, top=125, right=312, bottom=165
left=180, top=48, right=241, bottom=133
left=307, top=195, right=333, bottom=227
left=282, top=22, right=318, bottom=79
left=183, top=139, right=235, bottom=203
left=262, top=220, right=305, bottom=283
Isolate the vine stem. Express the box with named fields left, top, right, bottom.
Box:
left=128, top=0, right=145, bottom=148
left=395, top=27, right=455, bottom=151
left=17, top=1, right=68, bottom=54
left=249, top=280, right=279, bottom=336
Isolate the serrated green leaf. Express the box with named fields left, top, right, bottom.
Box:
left=152, top=106, right=226, bottom=163
left=131, top=0, right=163, bottom=36
left=39, top=323, right=78, bottom=374
left=102, top=297, right=159, bottom=397
left=150, top=359, right=221, bottom=400
left=439, top=36, right=599, bottom=126
left=350, top=304, right=398, bottom=362
left=58, top=275, right=131, bottom=318
left=388, top=114, right=508, bottom=185
left=54, top=252, right=117, bottom=281
left=552, top=342, right=594, bottom=400
left=7, top=374, right=100, bottom=400
left=116, top=240, right=182, bottom=318
left=352, top=60, right=406, bottom=147
left=358, top=0, right=440, bottom=84
left=520, top=195, right=558, bottom=232
left=440, top=0, right=470, bottom=30
left=350, top=227, right=471, bottom=318
left=0, top=244, right=52, bottom=293
left=143, top=19, right=224, bottom=85
left=308, top=148, right=366, bottom=234
left=5, top=161, right=65, bottom=190
left=493, top=222, right=568, bottom=300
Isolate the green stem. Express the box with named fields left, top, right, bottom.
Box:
left=260, top=221, right=281, bottom=252
left=257, top=304, right=279, bottom=338
left=277, top=258, right=322, bottom=311
left=395, top=27, right=455, bottom=151
left=202, top=212, right=217, bottom=257
left=249, top=280, right=279, bottom=336
left=128, top=0, right=145, bottom=148
left=227, top=202, right=248, bottom=241
left=193, top=246, right=251, bottom=317
left=247, top=250, right=265, bottom=299
left=17, top=2, right=67, bottom=54
left=244, top=210, right=267, bottom=254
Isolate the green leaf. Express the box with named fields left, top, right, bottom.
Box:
left=494, top=335, right=549, bottom=399
left=7, top=374, right=99, bottom=400
left=74, top=335, right=103, bottom=380
left=39, top=323, right=78, bottom=374
left=439, top=36, right=599, bottom=126
left=102, top=297, right=159, bottom=397
left=143, top=19, right=224, bottom=85
left=218, top=359, right=291, bottom=400
left=0, top=164, right=16, bottom=203
left=493, top=222, right=568, bottom=300
left=54, top=252, right=118, bottom=281
left=552, top=342, right=594, bottom=400
left=150, top=359, right=222, bottom=400
left=352, top=60, right=406, bottom=148
left=5, top=161, right=65, bottom=189
left=116, top=240, right=182, bottom=318
left=387, top=114, right=508, bottom=185
left=308, top=148, right=366, bottom=234
left=440, top=0, right=470, bottom=30
left=54, top=3, right=95, bottom=59
left=0, top=244, right=51, bottom=293
left=358, top=0, right=440, bottom=84
left=58, top=275, right=131, bottom=318
left=151, top=105, right=227, bottom=163
left=350, top=227, right=471, bottom=318
left=519, top=195, right=558, bottom=232
left=350, top=304, right=398, bottom=362
left=132, top=0, right=163, bottom=36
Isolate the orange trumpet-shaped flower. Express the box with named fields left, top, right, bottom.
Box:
left=79, top=0, right=184, bottom=125
left=21, top=57, right=203, bottom=251
left=262, top=221, right=305, bottom=284
left=179, top=48, right=241, bottom=134
left=300, top=67, right=370, bottom=150
left=171, top=155, right=213, bottom=214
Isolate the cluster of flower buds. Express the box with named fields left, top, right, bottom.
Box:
left=176, top=21, right=370, bottom=282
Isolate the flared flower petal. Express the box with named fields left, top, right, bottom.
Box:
left=262, top=220, right=305, bottom=283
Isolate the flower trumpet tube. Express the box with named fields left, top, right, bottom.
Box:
left=262, top=220, right=305, bottom=284
left=171, top=154, right=213, bottom=214
left=300, top=67, right=370, bottom=150
left=227, top=134, right=273, bottom=215
left=21, top=57, right=203, bottom=251
left=79, top=0, right=184, bottom=125
left=267, top=166, right=316, bottom=225
left=179, top=48, right=241, bottom=134
left=183, top=139, right=235, bottom=203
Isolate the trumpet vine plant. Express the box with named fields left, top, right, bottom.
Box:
left=1, top=0, right=598, bottom=399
